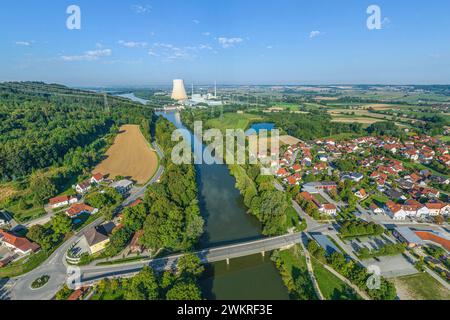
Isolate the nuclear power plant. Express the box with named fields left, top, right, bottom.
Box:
left=171, top=79, right=188, bottom=101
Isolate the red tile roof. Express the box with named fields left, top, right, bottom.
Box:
left=0, top=230, right=40, bottom=253
left=49, top=195, right=70, bottom=206
left=66, top=203, right=95, bottom=218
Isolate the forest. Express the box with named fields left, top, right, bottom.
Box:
left=0, top=82, right=154, bottom=182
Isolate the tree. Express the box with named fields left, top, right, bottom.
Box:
left=29, top=171, right=57, bottom=205
left=166, top=282, right=202, bottom=300
left=177, top=254, right=204, bottom=279
left=27, top=225, right=52, bottom=250
left=55, top=285, right=73, bottom=300
left=124, top=267, right=159, bottom=300
left=51, top=212, right=72, bottom=235
left=123, top=204, right=148, bottom=232
left=105, top=227, right=132, bottom=257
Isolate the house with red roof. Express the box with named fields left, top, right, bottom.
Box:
left=425, top=202, right=450, bottom=216
left=276, top=168, right=289, bottom=178
left=355, top=189, right=368, bottom=200
left=75, top=180, right=92, bottom=194
left=66, top=203, right=98, bottom=219
left=90, top=173, right=105, bottom=184
left=0, top=230, right=40, bottom=255
left=49, top=195, right=78, bottom=209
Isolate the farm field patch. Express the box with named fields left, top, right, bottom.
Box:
left=93, top=125, right=158, bottom=185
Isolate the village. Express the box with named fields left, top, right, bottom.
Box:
left=273, top=133, right=450, bottom=286
left=0, top=173, right=137, bottom=269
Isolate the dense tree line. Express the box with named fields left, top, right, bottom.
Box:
left=91, top=254, right=204, bottom=300
left=0, top=82, right=154, bottom=181
left=229, top=164, right=303, bottom=235
left=119, top=117, right=204, bottom=253
left=339, top=220, right=384, bottom=238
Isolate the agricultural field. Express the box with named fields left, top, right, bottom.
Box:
left=331, top=117, right=383, bottom=125
left=392, top=273, right=450, bottom=300
left=205, top=112, right=263, bottom=132
left=93, top=125, right=158, bottom=185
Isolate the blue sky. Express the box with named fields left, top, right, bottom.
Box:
left=0, top=0, right=449, bottom=86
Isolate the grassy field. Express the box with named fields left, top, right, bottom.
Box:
left=392, top=273, right=450, bottom=300
left=206, top=113, right=263, bottom=132
left=312, top=259, right=361, bottom=300
left=93, top=125, right=158, bottom=185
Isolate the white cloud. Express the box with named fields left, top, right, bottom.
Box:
left=193, top=19, right=200, bottom=24
left=150, top=43, right=194, bottom=61
left=148, top=49, right=159, bottom=57
left=131, top=4, right=152, bottom=14
left=15, top=41, right=32, bottom=47
left=61, top=48, right=112, bottom=62
left=118, top=40, right=148, bottom=48
left=202, top=32, right=211, bottom=36
left=309, top=31, right=322, bottom=39
left=148, top=42, right=214, bottom=61
left=198, top=44, right=212, bottom=50
left=218, top=37, right=244, bottom=48
left=266, top=45, right=273, bottom=49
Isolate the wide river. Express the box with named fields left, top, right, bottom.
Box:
left=119, top=93, right=289, bottom=299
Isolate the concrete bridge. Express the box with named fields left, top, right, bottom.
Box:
left=79, top=232, right=302, bottom=285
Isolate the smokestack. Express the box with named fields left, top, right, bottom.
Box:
left=171, top=79, right=188, bottom=101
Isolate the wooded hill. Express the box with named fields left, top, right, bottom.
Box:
left=0, top=82, right=154, bottom=181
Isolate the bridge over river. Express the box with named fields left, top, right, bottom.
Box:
left=80, top=232, right=302, bottom=285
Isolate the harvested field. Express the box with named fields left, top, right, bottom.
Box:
left=279, top=135, right=302, bottom=146
left=93, top=125, right=158, bottom=185
left=331, top=117, right=382, bottom=124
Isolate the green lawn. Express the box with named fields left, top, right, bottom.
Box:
left=312, top=259, right=361, bottom=300
left=4, top=202, right=46, bottom=224
left=394, top=273, right=450, bottom=300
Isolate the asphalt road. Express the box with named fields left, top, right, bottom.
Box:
left=5, top=150, right=165, bottom=300
left=80, top=232, right=303, bottom=285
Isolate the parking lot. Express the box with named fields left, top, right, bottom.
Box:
left=348, top=235, right=390, bottom=253
left=361, top=254, right=418, bottom=278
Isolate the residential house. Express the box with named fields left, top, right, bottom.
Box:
left=66, top=203, right=97, bottom=219
left=49, top=195, right=78, bottom=209
left=111, top=180, right=134, bottom=195
left=370, top=203, right=384, bottom=215
left=90, top=173, right=105, bottom=184
left=84, top=226, right=111, bottom=255
left=75, top=180, right=92, bottom=194
left=0, top=230, right=40, bottom=255
left=425, top=202, right=450, bottom=216
left=321, top=203, right=337, bottom=216
left=276, top=168, right=289, bottom=178
left=355, top=189, right=368, bottom=200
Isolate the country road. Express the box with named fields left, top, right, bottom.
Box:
left=4, top=142, right=165, bottom=300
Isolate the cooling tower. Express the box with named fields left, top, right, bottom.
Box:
left=171, top=79, right=188, bottom=101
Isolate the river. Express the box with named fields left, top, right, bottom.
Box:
left=120, top=92, right=289, bottom=300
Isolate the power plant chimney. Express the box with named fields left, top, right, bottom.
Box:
left=171, top=79, right=188, bottom=101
